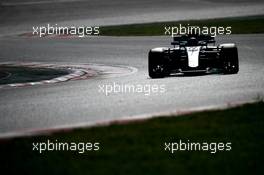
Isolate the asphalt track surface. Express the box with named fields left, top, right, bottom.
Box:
left=0, top=0, right=264, bottom=136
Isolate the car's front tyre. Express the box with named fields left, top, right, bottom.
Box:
left=148, top=49, right=169, bottom=78
left=220, top=44, right=239, bottom=74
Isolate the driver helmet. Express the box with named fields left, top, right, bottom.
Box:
left=188, top=37, right=198, bottom=46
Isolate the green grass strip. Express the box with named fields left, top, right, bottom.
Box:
left=100, top=15, right=264, bottom=36
left=1, top=102, right=264, bottom=174
left=0, top=66, right=69, bottom=85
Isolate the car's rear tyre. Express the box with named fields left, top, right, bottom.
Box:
left=148, top=50, right=169, bottom=78
left=220, top=46, right=239, bottom=74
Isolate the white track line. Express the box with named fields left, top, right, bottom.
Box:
left=0, top=100, right=257, bottom=139
left=0, top=62, right=137, bottom=89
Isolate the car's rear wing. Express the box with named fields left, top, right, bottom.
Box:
left=171, top=35, right=215, bottom=46
left=171, top=35, right=188, bottom=46
left=198, top=35, right=216, bottom=44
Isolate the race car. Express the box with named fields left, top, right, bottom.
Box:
left=148, top=34, right=239, bottom=78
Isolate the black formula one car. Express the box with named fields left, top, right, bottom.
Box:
left=148, top=34, right=239, bottom=78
